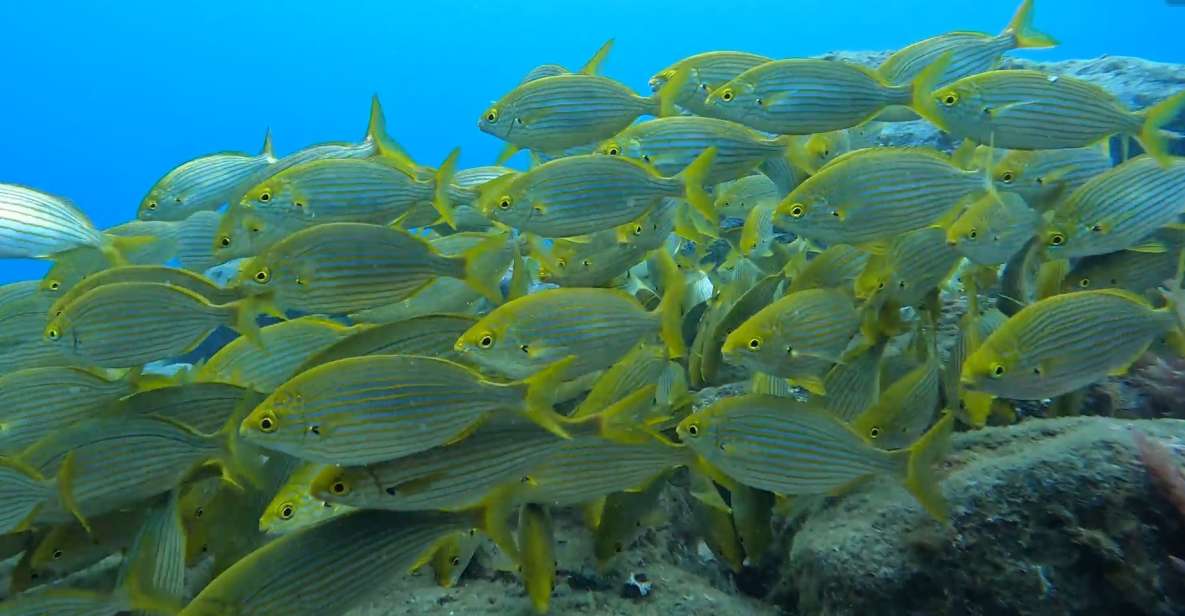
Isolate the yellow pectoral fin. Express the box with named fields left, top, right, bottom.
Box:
left=987, top=100, right=1040, bottom=120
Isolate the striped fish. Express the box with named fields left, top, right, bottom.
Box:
left=310, top=420, right=566, bottom=512
left=0, top=184, right=105, bottom=259
left=45, top=282, right=272, bottom=368
left=176, top=210, right=223, bottom=273
left=477, top=148, right=716, bottom=237
left=178, top=509, right=475, bottom=616
left=962, top=289, right=1179, bottom=399
left=946, top=191, right=1040, bottom=266
left=0, top=367, right=134, bottom=454
left=916, top=66, right=1185, bottom=163
left=105, top=219, right=180, bottom=263
left=592, top=471, right=670, bottom=569
left=138, top=129, right=276, bottom=221
left=21, top=508, right=150, bottom=589
left=1044, top=156, right=1185, bottom=258
left=677, top=395, right=953, bottom=520
left=0, top=337, right=80, bottom=374
left=115, top=491, right=186, bottom=612
left=874, top=0, right=1056, bottom=122
left=295, top=314, right=475, bottom=374
left=235, top=223, right=507, bottom=315
left=212, top=205, right=309, bottom=261
left=691, top=273, right=782, bottom=387
left=784, top=130, right=853, bottom=175
left=713, top=174, right=778, bottom=220
left=21, top=416, right=233, bottom=526
left=479, top=73, right=665, bottom=154
left=195, top=317, right=362, bottom=392
left=856, top=226, right=963, bottom=307
left=991, top=146, right=1112, bottom=210
left=446, top=165, right=517, bottom=232
left=822, top=340, right=887, bottom=421
left=0, top=281, right=52, bottom=346
left=1062, top=230, right=1185, bottom=295
left=850, top=351, right=941, bottom=449
left=239, top=354, right=572, bottom=465
left=704, top=59, right=913, bottom=135
left=648, top=51, right=772, bottom=118
left=572, top=343, right=681, bottom=417
left=455, top=260, right=684, bottom=380
left=942, top=307, right=1008, bottom=416
left=104, top=382, right=263, bottom=435
left=598, top=116, right=789, bottom=184
left=0, top=458, right=52, bottom=534
left=429, top=530, right=482, bottom=588
left=774, top=148, right=983, bottom=248
left=535, top=200, right=676, bottom=287
left=51, top=265, right=241, bottom=317
left=518, top=503, right=556, bottom=614
left=721, top=289, right=860, bottom=388
left=260, top=462, right=350, bottom=535
left=787, top=244, right=870, bottom=294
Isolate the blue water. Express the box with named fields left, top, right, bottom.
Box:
left=0, top=0, right=1181, bottom=283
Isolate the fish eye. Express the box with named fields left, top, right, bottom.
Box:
left=748, top=337, right=762, bottom=351
left=52, top=549, right=63, bottom=560
left=1090, top=224, right=1103, bottom=233
left=219, top=236, right=232, bottom=248
left=869, top=426, right=881, bottom=439
left=720, top=88, right=734, bottom=102
left=258, top=191, right=272, bottom=203
left=941, top=92, right=959, bottom=106
left=1000, top=171, right=1015, bottom=184
left=46, top=328, right=60, bottom=341
left=498, top=196, right=512, bottom=210
left=820, top=148, right=830, bottom=159
left=257, top=411, right=278, bottom=433
left=967, top=229, right=978, bottom=240
left=555, top=258, right=567, bottom=269
left=48, top=280, right=60, bottom=291
left=686, top=423, right=700, bottom=437
left=279, top=503, right=295, bottom=520
left=787, top=204, right=805, bottom=218
left=606, top=145, right=620, bottom=156
left=147, top=201, right=158, bottom=210
left=478, top=333, right=495, bottom=348
left=195, top=507, right=204, bottom=518
left=632, top=224, right=643, bottom=236
left=1079, top=278, right=1091, bottom=288
left=484, top=108, right=499, bottom=123
left=581, top=258, right=591, bottom=268
left=1048, top=233, right=1065, bottom=247
left=331, top=481, right=349, bottom=495
left=990, top=363, right=1006, bottom=378
left=642, top=154, right=652, bottom=163
left=450, top=557, right=461, bottom=566
left=253, top=268, right=271, bottom=284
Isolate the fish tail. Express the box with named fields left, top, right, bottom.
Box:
left=462, top=232, right=512, bottom=303
left=1137, top=91, right=1185, bottom=168
left=433, top=147, right=460, bottom=229
left=230, top=292, right=280, bottom=348
left=1002, top=0, right=1058, bottom=49
left=213, top=401, right=267, bottom=490
left=893, top=412, right=954, bottom=522
left=655, top=64, right=691, bottom=117
left=961, top=391, right=995, bottom=427
left=909, top=52, right=953, bottom=129
left=102, top=233, right=158, bottom=266
left=653, top=249, right=687, bottom=359
left=471, top=487, right=521, bottom=566
left=495, top=143, right=521, bottom=165
left=55, top=451, right=91, bottom=534
left=521, top=356, right=576, bottom=439
left=679, top=146, right=718, bottom=227
left=595, top=385, right=672, bottom=444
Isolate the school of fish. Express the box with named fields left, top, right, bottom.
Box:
left=1, top=1, right=1185, bottom=613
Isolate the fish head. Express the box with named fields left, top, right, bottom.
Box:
left=1040, top=222, right=1072, bottom=257
left=649, top=66, right=678, bottom=94
left=239, top=178, right=294, bottom=211
left=137, top=187, right=167, bottom=221
left=239, top=389, right=305, bottom=449
left=775, top=186, right=834, bottom=238
left=703, top=79, right=756, bottom=122
left=454, top=315, right=537, bottom=379
left=479, top=178, right=532, bottom=229
left=853, top=258, right=893, bottom=301
left=929, top=81, right=987, bottom=134
left=675, top=409, right=719, bottom=452
left=960, top=340, right=1019, bottom=393
left=307, top=465, right=359, bottom=505
left=721, top=317, right=778, bottom=372
left=478, top=96, right=514, bottom=141
left=235, top=255, right=275, bottom=296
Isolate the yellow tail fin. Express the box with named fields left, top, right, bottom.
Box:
left=679, top=146, right=718, bottom=227
left=55, top=451, right=91, bottom=534
left=894, top=412, right=953, bottom=522
left=653, top=249, right=687, bottom=359
left=1002, top=0, right=1058, bottom=49
left=1137, top=91, right=1185, bottom=168
left=656, top=64, right=691, bottom=117
left=909, top=53, right=953, bottom=129
left=461, top=232, right=511, bottom=303
left=520, top=356, right=576, bottom=439
left=433, top=148, right=460, bottom=229
left=230, top=292, right=282, bottom=349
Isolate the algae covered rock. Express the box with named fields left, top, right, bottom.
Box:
left=777, top=417, right=1185, bottom=616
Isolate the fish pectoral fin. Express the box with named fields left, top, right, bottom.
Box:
left=444, top=418, right=488, bottom=446
left=985, top=99, right=1040, bottom=119
left=389, top=472, right=450, bottom=496
left=1128, top=240, right=1168, bottom=254
left=787, top=375, right=827, bottom=396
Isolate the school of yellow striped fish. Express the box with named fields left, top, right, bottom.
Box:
left=2, top=1, right=1185, bottom=613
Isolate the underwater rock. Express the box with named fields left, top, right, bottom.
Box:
left=776, top=416, right=1185, bottom=616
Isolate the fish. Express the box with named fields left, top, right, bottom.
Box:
left=212, top=205, right=311, bottom=261
left=649, top=51, right=771, bottom=118
left=455, top=254, right=684, bottom=380
left=347, top=277, right=484, bottom=324
left=44, top=282, right=274, bottom=368
left=178, top=509, right=480, bottom=616
left=239, top=354, right=573, bottom=465
left=0, top=587, right=136, bottom=615
left=296, top=314, right=475, bottom=374
left=479, top=46, right=679, bottom=157
left=532, top=202, right=676, bottom=288
left=691, top=274, right=783, bottom=387
left=784, top=130, right=853, bottom=175
left=914, top=60, right=1185, bottom=164
left=234, top=223, right=507, bottom=315
left=195, top=316, right=362, bottom=392
left=592, top=472, right=669, bottom=570
left=722, top=289, right=860, bottom=389
left=475, top=147, right=717, bottom=236
left=428, top=530, right=482, bottom=588
left=677, top=395, right=953, bottom=521
left=1062, top=230, right=1185, bottom=295
left=787, top=244, right=870, bottom=294
left=0, top=366, right=136, bottom=454
left=139, top=130, right=276, bottom=221
left=704, top=59, right=929, bottom=134
left=518, top=503, right=556, bottom=615
left=49, top=265, right=242, bottom=317
left=713, top=174, right=779, bottom=220
left=773, top=148, right=984, bottom=250
left=0, top=184, right=132, bottom=260
left=689, top=487, right=745, bottom=573
left=175, top=211, right=224, bottom=273
left=114, top=491, right=186, bottom=610
left=730, top=484, right=775, bottom=563
left=598, top=116, right=791, bottom=185
left=102, top=382, right=264, bottom=436
left=990, top=146, right=1113, bottom=210
left=850, top=340, right=942, bottom=449
left=856, top=226, right=963, bottom=308
left=875, top=0, right=1056, bottom=122
left=821, top=339, right=887, bottom=421
left=1042, top=156, right=1185, bottom=258
left=944, top=306, right=1009, bottom=427
left=0, top=458, right=53, bottom=535
left=962, top=289, right=1183, bottom=399
left=946, top=191, right=1041, bottom=265
left=19, top=508, right=150, bottom=591
left=0, top=281, right=53, bottom=345
left=259, top=462, right=349, bottom=535
left=572, top=343, right=685, bottom=417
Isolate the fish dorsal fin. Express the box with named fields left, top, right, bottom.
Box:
left=579, top=38, right=614, bottom=75
left=367, top=94, right=421, bottom=175
left=259, top=129, right=275, bottom=160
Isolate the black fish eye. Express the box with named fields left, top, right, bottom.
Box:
left=451, top=557, right=461, bottom=566
left=258, top=191, right=271, bottom=202
left=687, top=424, right=699, bottom=437
left=219, top=236, right=231, bottom=247
left=869, top=426, right=881, bottom=439
left=968, top=229, right=978, bottom=239
left=478, top=334, right=494, bottom=348
left=1079, top=278, right=1090, bottom=288
left=146, top=201, right=157, bottom=210
left=1001, top=171, right=1015, bottom=183
left=280, top=504, right=294, bottom=519
left=332, top=482, right=347, bottom=494
left=748, top=338, right=761, bottom=350
left=48, top=281, right=60, bottom=291
left=1049, top=233, right=1065, bottom=246
left=52, top=549, right=63, bottom=560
